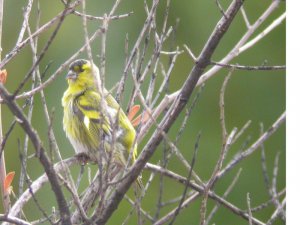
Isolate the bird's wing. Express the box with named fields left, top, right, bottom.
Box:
left=104, top=90, right=120, bottom=110
left=104, top=92, right=138, bottom=160
left=74, top=90, right=111, bottom=136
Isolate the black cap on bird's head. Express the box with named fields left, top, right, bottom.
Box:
left=66, top=59, right=90, bottom=80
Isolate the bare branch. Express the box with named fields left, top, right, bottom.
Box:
left=15, top=0, right=34, bottom=45
left=247, top=193, right=253, bottom=225
left=94, top=2, right=245, bottom=223
left=210, top=61, right=286, bottom=71
left=0, top=214, right=31, bottom=225
left=206, top=168, right=242, bottom=224
left=250, top=188, right=285, bottom=213
left=0, top=0, right=285, bottom=224
left=116, top=0, right=161, bottom=102
left=239, top=12, right=286, bottom=53
left=200, top=128, right=237, bottom=225
left=0, top=85, right=72, bottom=224
left=168, top=133, right=200, bottom=225
left=73, top=11, right=133, bottom=20
left=219, top=112, right=285, bottom=179
left=12, top=0, right=80, bottom=98
left=0, top=0, right=83, bottom=70
left=196, top=0, right=283, bottom=87
left=183, top=44, right=197, bottom=62
left=0, top=28, right=102, bottom=104
left=266, top=197, right=286, bottom=225
left=215, top=0, right=228, bottom=19
left=153, top=192, right=200, bottom=225
left=145, top=163, right=265, bottom=225
left=6, top=158, right=77, bottom=219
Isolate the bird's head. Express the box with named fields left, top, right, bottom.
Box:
left=66, top=59, right=99, bottom=90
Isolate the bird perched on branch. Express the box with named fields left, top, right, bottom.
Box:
left=62, top=59, right=142, bottom=188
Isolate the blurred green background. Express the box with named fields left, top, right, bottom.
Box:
left=1, top=0, right=285, bottom=224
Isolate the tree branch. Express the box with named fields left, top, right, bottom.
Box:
left=0, top=85, right=72, bottom=225
left=93, top=1, right=245, bottom=224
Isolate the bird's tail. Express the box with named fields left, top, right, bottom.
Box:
left=134, top=175, right=145, bottom=197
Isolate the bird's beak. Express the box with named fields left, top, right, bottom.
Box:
left=66, top=71, right=77, bottom=80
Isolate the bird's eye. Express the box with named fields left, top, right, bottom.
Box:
left=73, top=65, right=84, bottom=73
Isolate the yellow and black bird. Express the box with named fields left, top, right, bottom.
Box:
left=62, top=59, right=142, bottom=186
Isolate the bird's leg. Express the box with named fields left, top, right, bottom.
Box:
left=75, top=152, right=92, bottom=165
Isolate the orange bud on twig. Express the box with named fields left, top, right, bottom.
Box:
left=4, top=171, right=15, bottom=194
left=128, top=105, right=140, bottom=121
left=0, top=69, right=7, bottom=84
left=131, top=112, right=150, bottom=127
left=128, top=105, right=151, bottom=127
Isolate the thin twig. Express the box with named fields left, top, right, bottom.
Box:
left=0, top=120, right=17, bottom=160
left=215, top=0, right=228, bottom=19
left=168, top=133, right=200, bottom=225
left=266, top=197, right=286, bottom=225
left=137, top=0, right=283, bottom=136
left=116, top=0, right=161, bottom=102
left=210, top=61, right=286, bottom=71
left=247, top=193, right=253, bottom=225
left=17, top=140, right=54, bottom=225
left=12, top=0, right=77, bottom=98
left=199, top=128, right=237, bottom=225
left=154, top=192, right=200, bottom=225
left=220, top=71, right=233, bottom=142
left=124, top=195, right=154, bottom=223
left=141, top=0, right=281, bottom=141
left=0, top=0, right=83, bottom=69
left=260, top=125, right=272, bottom=189
left=232, top=120, right=252, bottom=144
left=26, top=3, right=78, bottom=216
left=160, top=191, right=196, bottom=207
left=0, top=28, right=102, bottom=104
left=239, top=12, right=286, bottom=53
left=271, top=152, right=285, bottom=220
left=206, top=168, right=242, bottom=224
left=218, top=112, right=285, bottom=179
left=250, top=188, right=285, bottom=212
left=145, top=163, right=265, bottom=225
left=183, top=44, right=197, bottom=62
left=73, top=11, right=133, bottom=20
left=6, top=158, right=77, bottom=219
left=240, top=5, right=251, bottom=28
left=58, top=174, right=90, bottom=223
left=16, top=0, right=34, bottom=45
left=196, top=0, right=283, bottom=87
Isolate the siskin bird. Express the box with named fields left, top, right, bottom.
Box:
left=62, top=59, right=142, bottom=187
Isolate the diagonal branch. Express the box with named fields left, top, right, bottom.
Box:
left=219, top=111, right=286, bottom=179
left=0, top=85, right=72, bottom=225
left=138, top=0, right=283, bottom=141
left=0, top=0, right=83, bottom=70
left=145, top=163, right=265, bottom=225
left=93, top=1, right=245, bottom=224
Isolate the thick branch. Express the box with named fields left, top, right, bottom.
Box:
left=0, top=215, right=31, bottom=225
left=0, top=85, right=71, bottom=225
left=94, top=1, right=244, bottom=224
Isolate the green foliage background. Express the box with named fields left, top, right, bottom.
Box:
left=1, top=0, right=285, bottom=224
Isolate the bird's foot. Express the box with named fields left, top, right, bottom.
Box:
left=75, top=153, right=91, bottom=165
